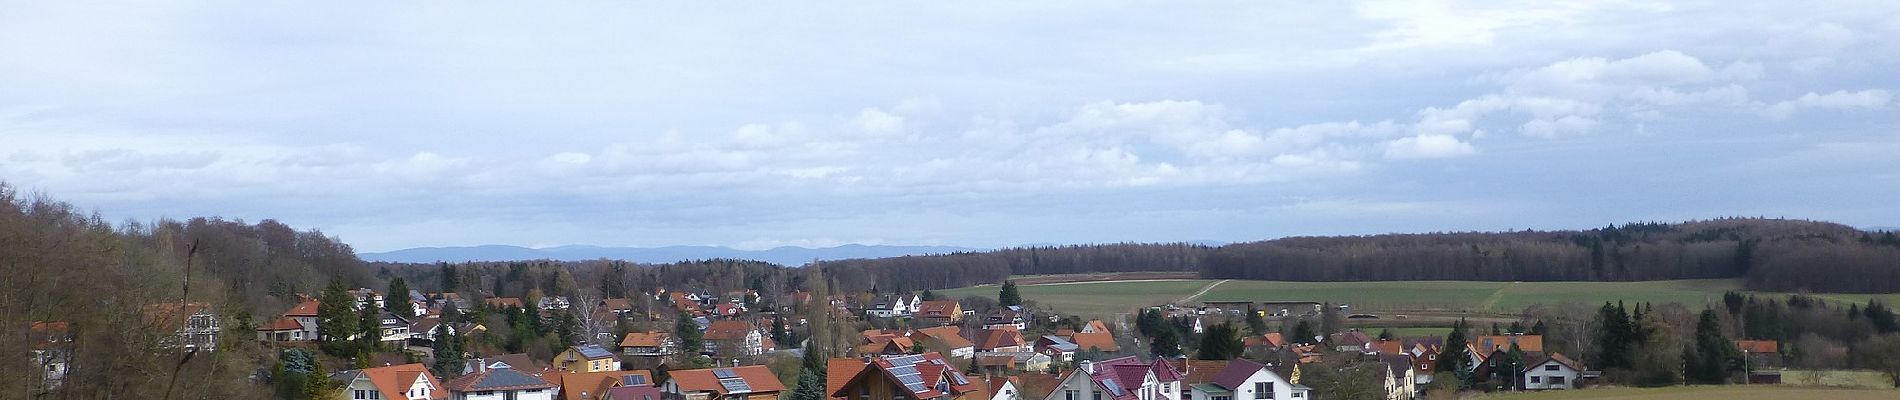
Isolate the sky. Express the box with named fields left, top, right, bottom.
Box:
left=2, top=1, right=1898, bottom=253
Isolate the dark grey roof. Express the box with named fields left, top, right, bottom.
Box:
left=465, top=367, right=554, bottom=390
left=577, top=344, right=615, bottom=359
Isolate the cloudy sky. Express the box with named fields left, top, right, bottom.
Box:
left=3, top=2, right=1898, bottom=252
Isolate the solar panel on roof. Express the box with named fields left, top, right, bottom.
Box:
left=1103, top=379, right=1124, bottom=396
left=719, top=379, right=752, bottom=393
left=623, top=375, right=647, bottom=386
left=713, top=369, right=737, bottom=379
left=949, top=372, right=969, bottom=386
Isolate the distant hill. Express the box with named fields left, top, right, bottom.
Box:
left=358, top=243, right=981, bottom=266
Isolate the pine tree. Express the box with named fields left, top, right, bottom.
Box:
left=358, top=295, right=383, bottom=352
left=305, top=357, right=334, bottom=399
left=439, top=263, right=458, bottom=292
left=318, top=280, right=359, bottom=356
left=1292, top=319, right=1318, bottom=345
left=1378, top=328, right=1395, bottom=341
left=432, top=325, right=464, bottom=376
left=676, top=312, right=704, bottom=355
left=1150, top=328, right=1183, bottom=358
left=1197, top=323, right=1244, bottom=360
left=998, top=281, right=1022, bottom=307
left=387, top=278, right=413, bottom=319
left=1687, top=310, right=1738, bottom=384
left=1437, top=319, right=1470, bottom=384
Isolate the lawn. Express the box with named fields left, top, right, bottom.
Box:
left=936, top=279, right=1216, bottom=317
left=1472, top=386, right=1896, bottom=400
left=937, top=278, right=1900, bottom=317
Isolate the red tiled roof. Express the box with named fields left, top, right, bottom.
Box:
left=1472, top=335, right=1544, bottom=353
left=285, top=297, right=321, bottom=317
left=1179, top=360, right=1227, bottom=385
left=976, top=327, right=1024, bottom=350
left=257, top=317, right=305, bottom=331
left=916, top=300, right=960, bottom=317
left=361, top=363, right=447, bottom=400
left=703, top=320, right=756, bottom=341
left=826, top=359, right=868, bottom=400
left=1245, top=332, right=1287, bottom=348
left=621, top=331, right=668, bottom=348
left=1734, top=340, right=1779, bottom=353
left=1070, top=331, right=1118, bottom=352
left=916, top=325, right=973, bottom=349
left=668, top=365, right=786, bottom=394
left=553, top=370, right=653, bottom=400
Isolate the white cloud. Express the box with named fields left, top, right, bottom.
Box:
left=854, top=108, right=905, bottom=135
left=1383, top=134, right=1477, bottom=159
left=1763, top=89, right=1893, bottom=119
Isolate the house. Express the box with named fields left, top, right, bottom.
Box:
left=333, top=363, right=447, bottom=400
left=1470, top=335, right=1543, bottom=354
left=1042, top=356, right=1183, bottom=400
left=434, top=293, right=473, bottom=311
left=1328, top=331, right=1373, bottom=353
left=703, top=320, right=771, bottom=356
left=547, top=370, right=653, bottom=400
left=660, top=365, right=786, bottom=400
left=444, top=365, right=557, bottom=400
left=379, top=312, right=415, bottom=346
left=985, top=307, right=1029, bottom=330
left=1014, top=373, right=1066, bottom=400
left=29, top=321, right=72, bottom=391
left=465, top=353, right=553, bottom=376
left=351, top=288, right=386, bottom=310
left=967, top=376, right=1022, bottom=400
left=916, top=325, right=975, bottom=359
left=1186, top=358, right=1310, bottom=400
left=1081, top=320, right=1112, bottom=334
left=826, top=358, right=870, bottom=400
left=1037, top=336, right=1079, bottom=362
left=555, top=345, right=622, bottom=372
left=868, top=294, right=920, bottom=318
left=410, top=318, right=453, bottom=343
left=916, top=300, right=964, bottom=325
left=975, top=327, right=1028, bottom=353
left=620, top=331, right=677, bottom=357
left=604, top=385, right=663, bottom=400
left=1734, top=340, right=1783, bottom=368
left=1070, top=331, right=1119, bottom=353
left=1520, top=353, right=1583, bottom=391
left=1377, top=354, right=1416, bottom=400
left=489, top=298, right=526, bottom=310
left=856, top=336, right=916, bottom=356
left=1243, top=333, right=1287, bottom=351
left=539, top=296, right=572, bottom=311
left=601, top=298, right=635, bottom=317
left=257, top=296, right=321, bottom=342
left=142, top=302, right=220, bottom=352
left=974, top=352, right=1052, bottom=374
left=830, top=353, right=982, bottom=400
left=713, top=303, right=744, bottom=318
left=1400, top=337, right=1443, bottom=385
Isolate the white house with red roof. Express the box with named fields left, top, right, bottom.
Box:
left=332, top=363, right=446, bottom=400
left=257, top=296, right=321, bottom=342
left=1045, top=356, right=1183, bottom=400
left=830, top=353, right=981, bottom=400
left=1186, top=359, right=1309, bottom=400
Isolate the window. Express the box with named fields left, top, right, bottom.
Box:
left=1545, top=364, right=1559, bottom=371
left=1065, top=390, right=1078, bottom=400
left=1529, top=376, right=1541, bottom=383
left=1292, top=393, right=1302, bottom=398
left=1256, top=382, right=1274, bottom=399
left=1093, top=389, right=1102, bottom=400
left=1214, top=396, right=1231, bottom=400
left=354, top=390, right=367, bottom=399
left=1549, top=377, right=1565, bottom=385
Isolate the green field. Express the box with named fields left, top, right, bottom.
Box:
left=937, top=279, right=1214, bottom=316
left=938, top=278, right=1900, bottom=317
left=1473, top=386, right=1896, bottom=400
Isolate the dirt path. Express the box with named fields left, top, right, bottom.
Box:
left=1177, top=279, right=1230, bottom=304
left=1478, top=281, right=1518, bottom=311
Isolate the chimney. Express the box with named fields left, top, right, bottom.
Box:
left=1079, top=360, right=1094, bottom=375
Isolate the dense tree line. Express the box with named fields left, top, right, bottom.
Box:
left=0, top=183, right=372, bottom=398
left=815, top=243, right=1211, bottom=292
left=1205, top=218, right=1900, bottom=293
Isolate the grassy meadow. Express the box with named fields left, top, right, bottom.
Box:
left=937, top=276, right=1900, bottom=318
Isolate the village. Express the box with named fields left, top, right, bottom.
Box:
left=26, top=275, right=1816, bottom=400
